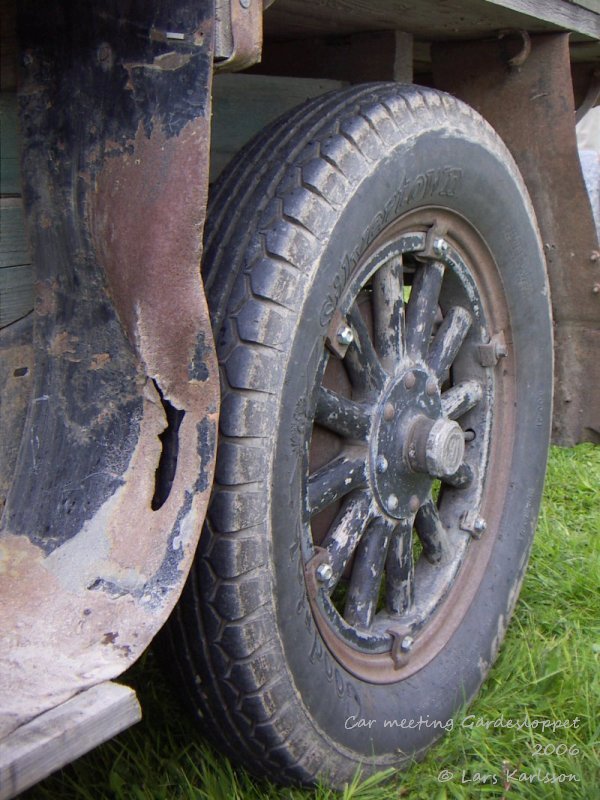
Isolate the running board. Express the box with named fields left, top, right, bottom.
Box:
left=0, top=682, right=141, bottom=800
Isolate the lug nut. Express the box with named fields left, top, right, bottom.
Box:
left=387, top=494, right=399, bottom=511
left=316, top=563, right=333, bottom=582
left=337, top=325, right=354, bottom=346
left=460, top=511, right=487, bottom=539
left=376, top=455, right=388, bottom=474
left=400, top=635, right=413, bottom=653
left=433, top=237, right=449, bottom=257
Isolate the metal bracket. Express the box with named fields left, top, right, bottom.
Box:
left=477, top=331, right=508, bottom=367
left=415, top=223, right=450, bottom=263
left=325, top=309, right=353, bottom=359
left=304, top=546, right=332, bottom=598
left=214, top=0, right=263, bottom=72
left=497, top=29, right=531, bottom=69
left=386, top=628, right=414, bottom=670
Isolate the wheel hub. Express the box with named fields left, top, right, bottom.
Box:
left=371, top=367, right=463, bottom=519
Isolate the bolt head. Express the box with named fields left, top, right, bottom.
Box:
left=316, top=563, right=333, bottom=582
left=387, top=494, right=399, bottom=511
left=593, top=284, right=600, bottom=294
left=409, top=495, right=420, bottom=514
left=239, top=0, right=251, bottom=8
left=376, top=455, right=388, bottom=474
left=433, top=237, right=449, bottom=257
left=460, top=511, right=487, bottom=538
left=400, top=635, right=413, bottom=653
left=403, top=371, right=416, bottom=390
left=426, top=377, right=438, bottom=396
left=337, top=325, right=354, bottom=346
left=474, top=516, right=487, bottom=533
left=383, top=402, right=395, bottom=421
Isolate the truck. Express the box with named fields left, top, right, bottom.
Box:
left=1, top=0, right=598, bottom=795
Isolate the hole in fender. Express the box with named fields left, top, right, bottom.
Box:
left=151, top=380, right=185, bottom=511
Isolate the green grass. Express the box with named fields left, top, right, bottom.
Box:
left=24, top=445, right=599, bottom=799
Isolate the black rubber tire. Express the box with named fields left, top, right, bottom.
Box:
left=164, top=84, right=553, bottom=786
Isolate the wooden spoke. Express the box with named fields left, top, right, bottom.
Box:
left=441, top=380, right=483, bottom=419
left=405, top=262, right=445, bottom=360
left=428, top=306, right=472, bottom=379
left=308, top=455, right=367, bottom=516
left=322, top=491, right=373, bottom=587
left=385, top=518, right=414, bottom=615
left=344, top=306, right=387, bottom=394
left=315, top=386, right=371, bottom=440
left=415, top=498, right=453, bottom=564
left=344, top=515, right=394, bottom=629
left=372, top=255, right=404, bottom=370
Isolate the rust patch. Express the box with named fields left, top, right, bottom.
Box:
left=90, top=352, right=111, bottom=370
left=91, top=118, right=216, bottom=412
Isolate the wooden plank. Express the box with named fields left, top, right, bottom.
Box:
left=0, top=202, right=32, bottom=327
left=0, top=682, right=141, bottom=800
left=485, top=0, right=600, bottom=36
left=253, top=30, right=413, bottom=83
left=567, top=0, right=600, bottom=14
left=264, top=0, right=600, bottom=43
left=0, top=94, right=21, bottom=196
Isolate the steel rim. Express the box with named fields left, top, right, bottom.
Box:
left=301, top=209, right=514, bottom=683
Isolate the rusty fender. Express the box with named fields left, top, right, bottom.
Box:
left=0, top=1, right=219, bottom=737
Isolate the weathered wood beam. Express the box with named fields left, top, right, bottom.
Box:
left=252, top=30, right=413, bottom=83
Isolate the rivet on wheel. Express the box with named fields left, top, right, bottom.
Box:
left=316, top=563, right=333, bottom=582
left=387, top=494, right=399, bottom=511
left=460, top=511, right=487, bottom=539
left=404, top=371, right=416, bottom=390
left=426, top=378, right=437, bottom=396
left=376, top=455, right=388, bottom=474
left=401, top=635, right=414, bottom=653
left=409, top=495, right=420, bottom=513
left=336, top=325, right=354, bottom=346
left=433, top=237, right=449, bottom=257
left=383, top=402, right=395, bottom=421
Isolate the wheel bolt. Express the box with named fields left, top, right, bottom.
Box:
left=337, top=325, right=354, bottom=346
left=433, top=237, right=449, bottom=257
left=316, top=563, right=333, bottom=582
left=409, top=495, right=420, bottom=513
left=460, top=511, right=487, bottom=539
left=404, top=371, right=416, bottom=390
left=474, top=517, right=487, bottom=534
left=401, top=635, right=413, bottom=653
left=387, top=494, right=399, bottom=511
left=376, top=455, right=388, bottom=474
left=383, top=402, right=395, bottom=421
left=426, top=378, right=437, bottom=396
